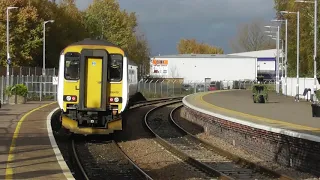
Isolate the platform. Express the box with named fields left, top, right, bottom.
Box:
left=183, top=90, right=320, bottom=142
left=0, top=101, right=73, bottom=180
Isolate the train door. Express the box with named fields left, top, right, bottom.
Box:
left=86, top=58, right=102, bottom=108
left=78, top=49, right=109, bottom=111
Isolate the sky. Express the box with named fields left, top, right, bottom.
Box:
left=71, top=0, right=276, bottom=55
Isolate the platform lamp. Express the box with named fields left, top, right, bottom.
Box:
left=267, top=34, right=285, bottom=79
left=266, top=33, right=285, bottom=87
left=281, top=10, right=300, bottom=101
left=6, top=6, right=18, bottom=103
left=43, top=20, right=54, bottom=76
left=271, top=19, right=288, bottom=96
left=295, top=0, right=318, bottom=101
left=264, top=25, right=281, bottom=94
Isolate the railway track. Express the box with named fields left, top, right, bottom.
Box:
left=144, top=100, right=295, bottom=180
left=70, top=137, right=152, bottom=180
left=65, top=97, right=184, bottom=180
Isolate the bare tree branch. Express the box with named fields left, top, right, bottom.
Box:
left=230, top=19, right=276, bottom=53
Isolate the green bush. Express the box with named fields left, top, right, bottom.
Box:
left=252, top=84, right=268, bottom=103
left=5, top=84, right=28, bottom=97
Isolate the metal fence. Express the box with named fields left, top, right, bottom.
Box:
left=0, top=75, right=57, bottom=104
left=0, top=66, right=58, bottom=76
left=0, top=75, right=277, bottom=104
left=138, top=79, right=277, bottom=98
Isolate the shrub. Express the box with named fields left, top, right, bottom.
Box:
left=252, top=84, right=268, bottom=103
left=5, top=84, right=28, bottom=97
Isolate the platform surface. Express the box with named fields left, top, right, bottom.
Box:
left=0, top=101, right=73, bottom=180
left=184, top=90, right=320, bottom=139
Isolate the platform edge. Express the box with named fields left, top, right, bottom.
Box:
left=182, top=93, right=320, bottom=143
left=47, top=108, right=75, bottom=180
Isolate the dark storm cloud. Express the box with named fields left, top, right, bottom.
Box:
left=74, top=0, right=276, bottom=54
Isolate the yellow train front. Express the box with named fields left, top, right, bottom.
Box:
left=56, top=38, right=136, bottom=135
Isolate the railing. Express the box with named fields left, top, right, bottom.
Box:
left=0, top=75, right=58, bottom=104
left=0, top=75, right=277, bottom=104
left=0, top=66, right=58, bottom=76
left=137, top=79, right=277, bottom=98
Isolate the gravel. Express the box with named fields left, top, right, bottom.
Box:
left=75, top=140, right=145, bottom=180
left=174, top=106, right=320, bottom=180
left=116, top=102, right=211, bottom=180
left=147, top=103, right=273, bottom=180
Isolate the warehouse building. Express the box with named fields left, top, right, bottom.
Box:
left=149, top=54, right=257, bottom=82
left=229, top=49, right=284, bottom=79
left=149, top=49, right=283, bottom=82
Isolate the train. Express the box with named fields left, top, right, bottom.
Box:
left=54, top=38, right=141, bottom=135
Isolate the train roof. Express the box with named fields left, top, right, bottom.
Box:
left=62, top=38, right=128, bottom=55
left=70, top=38, right=120, bottom=47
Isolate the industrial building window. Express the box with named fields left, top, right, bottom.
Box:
left=108, top=54, right=123, bottom=82
left=64, top=52, right=80, bottom=80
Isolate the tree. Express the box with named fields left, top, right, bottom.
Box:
left=273, top=0, right=316, bottom=77
left=177, top=39, right=224, bottom=54
left=0, top=0, right=151, bottom=70
left=83, top=0, right=137, bottom=49
left=230, top=19, right=276, bottom=53
left=0, top=0, right=43, bottom=66
left=83, top=0, right=150, bottom=71
left=125, top=30, right=151, bottom=77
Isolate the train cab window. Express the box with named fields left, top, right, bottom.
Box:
left=64, top=52, right=80, bottom=80
left=108, top=54, right=123, bottom=82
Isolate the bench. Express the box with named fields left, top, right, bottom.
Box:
left=295, top=88, right=311, bottom=102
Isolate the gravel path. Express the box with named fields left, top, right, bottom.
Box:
left=115, top=103, right=211, bottom=180
left=174, top=106, right=320, bottom=180
left=147, top=103, right=273, bottom=180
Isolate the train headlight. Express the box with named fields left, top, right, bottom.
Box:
left=63, top=95, right=77, bottom=102
left=109, top=97, right=122, bottom=103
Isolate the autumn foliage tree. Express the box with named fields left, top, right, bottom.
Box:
left=177, top=39, right=224, bottom=54
left=0, top=0, right=150, bottom=71
left=0, top=0, right=43, bottom=66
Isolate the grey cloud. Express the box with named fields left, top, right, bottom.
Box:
left=117, top=0, right=276, bottom=23
left=72, top=0, right=275, bottom=54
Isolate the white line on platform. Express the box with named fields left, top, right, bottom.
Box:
left=183, top=95, right=320, bottom=143
left=47, top=108, right=75, bottom=180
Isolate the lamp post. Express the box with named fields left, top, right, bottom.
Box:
left=295, top=0, right=317, bottom=100
left=281, top=10, right=300, bottom=101
left=6, top=6, right=18, bottom=102
left=271, top=19, right=288, bottom=95
left=43, top=20, right=54, bottom=76
left=265, top=25, right=281, bottom=94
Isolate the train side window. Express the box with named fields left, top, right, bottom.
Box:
left=64, top=52, right=80, bottom=80
left=108, top=54, right=123, bottom=82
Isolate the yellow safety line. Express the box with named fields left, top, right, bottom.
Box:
left=5, top=102, right=57, bottom=180
left=196, top=91, right=320, bottom=131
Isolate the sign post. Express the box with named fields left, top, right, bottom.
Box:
left=52, top=76, right=58, bottom=101
left=52, top=76, right=58, bottom=85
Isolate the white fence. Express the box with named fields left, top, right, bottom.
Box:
left=281, top=77, right=319, bottom=100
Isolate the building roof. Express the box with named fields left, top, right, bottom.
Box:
left=228, top=49, right=284, bottom=58
left=152, top=54, right=256, bottom=59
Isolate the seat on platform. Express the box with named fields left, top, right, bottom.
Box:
left=295, top=88, right=311, bottom=102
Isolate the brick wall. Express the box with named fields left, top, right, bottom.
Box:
left=181, top=106, right=320, bottom=176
